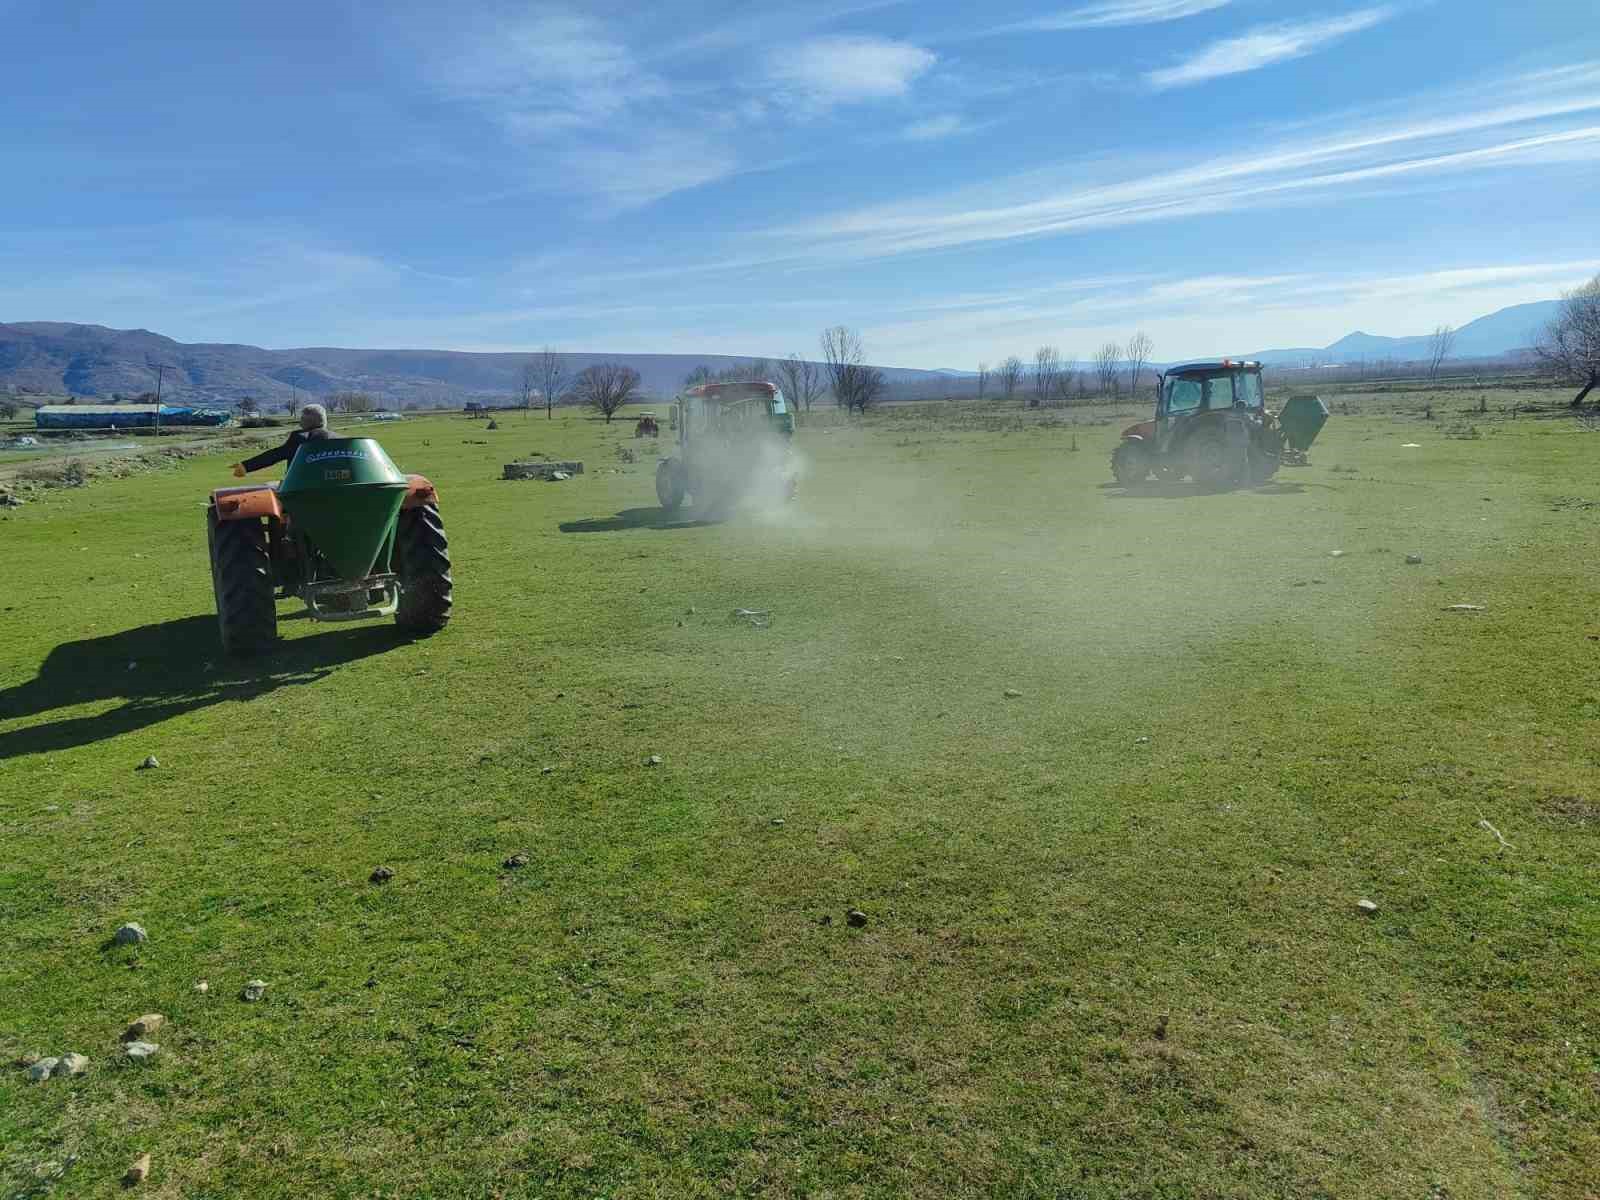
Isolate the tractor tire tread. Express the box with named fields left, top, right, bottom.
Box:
left=395, top=503, right=453, bottom=635
left=208, top=509, right=277, bottom=655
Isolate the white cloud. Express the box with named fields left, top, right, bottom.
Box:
left=430, top=10, right=664, bottom=135
left=558, top=133, right=739, bottom=213
left=751, top=64, right=1600, bottom=263
left=902, top=114, right=973, bottom=141
left=1003, top=0, right=1232, bottom=32
left=767, top=36, right=936, bottom=107
left=1146, top=7, right=1395, bottom=89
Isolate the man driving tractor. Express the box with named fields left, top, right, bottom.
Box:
left=231, top=403, right=332, bottom=477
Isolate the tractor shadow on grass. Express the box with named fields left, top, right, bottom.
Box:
left=559, top=506, right=724, bottom=534
left=0, top=614, right=408, bottom=761
left=1104, top=480, right=1309, bottom=500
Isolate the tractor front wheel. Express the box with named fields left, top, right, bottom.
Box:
left=208, top=508, right=277, bottom=655
left=656, top=459, right=686, bottom=511
left=395, top=503, right=453, bottom=636
left=1110, top=440, right=1150, bottom=486
left=1247, top=427, right=1283, bottom=485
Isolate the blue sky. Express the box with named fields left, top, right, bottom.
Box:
left=2, top=0, right=1597, bottom=366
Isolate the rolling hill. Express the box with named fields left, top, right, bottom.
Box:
left=0, top=322, right=952, bottom=408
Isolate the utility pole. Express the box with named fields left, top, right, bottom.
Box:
left=153, top=364, right=165, bottom=440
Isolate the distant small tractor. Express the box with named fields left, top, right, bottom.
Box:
left=1111, top=360, right=1328, bottom=488
left=655, top=381, right=797, bottom=514
left=207, top=438, right=452, bottom=654
left=634, top=411, right=659, bottom=438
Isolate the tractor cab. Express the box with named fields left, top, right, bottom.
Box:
left=674, top=381, right=794, bottom=447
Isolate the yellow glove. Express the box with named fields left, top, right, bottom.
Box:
left=232, top=463, right=247, bottom=478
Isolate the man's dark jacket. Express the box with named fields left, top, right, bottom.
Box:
left=241, top=427, right=331, bottom=473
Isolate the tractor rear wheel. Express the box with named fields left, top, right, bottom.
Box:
left=208, top=508, right=277, bottom=655
left=656, top=459, right=685, bottom=511
left=1185, top=428, right=1245, bottom=489
left=1110, top=440, right=1149, bottom=486
left=394, top=502, right=453, bottom=635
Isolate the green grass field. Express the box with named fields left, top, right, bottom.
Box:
left=2, top=396, right=1597, bottom=1198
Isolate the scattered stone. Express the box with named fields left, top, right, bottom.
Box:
left=687, top=605, right=697, bottom=615
left=1356, top=898, right=1379, bottom=914
left=485, top=420, right=499, bottom=430
left=58, top=1053, right=89, bottom=1076
left=503, top=460, right=584, bottom=481
left=646, top=754, right=663, bottom=766
left=771, top=818, right=786, bottom=827
left=503, top=852, right=530, bottom=869
left=1003, top=689, right=1022, bottom=699
left=1328, top=550, right=1345, bottom=558
left=540, top=765, right=555, bottom=775
left=122, top=1041, right=159, bottom=1061
left=240, top=980, right=268, bottom=1002
left=730, top=608, right=771, bottom=628
left=550, top=471, right=570, bottom=481
left=1405, top=553, right=1423, bottom=564
left=193, top=981, right=209, bottom=994
left=1154, top=1015, right=1169, bottom=1042
left=17, top=1052, right=42, bottom=1068
left=369, top=866, right=395, bottom=884
left=121, top=1014, right=165, bottom=1042
left=124, top=1153, right=152, bottom=1185
left=137, top=755, right=159, bottom=770
left=846, top=908, right=868, bottom=928
left=1444, top=604, right=1485, bottom=613
left=1401, top=442, right=1421, bottom=448
left=113, top=922, right=148, bottom=945
left=817, top=914, right=832, bottom=926
left=1135, top=736, right=1150, bottom=744
left=26, top=1057, right=59, bottom=1081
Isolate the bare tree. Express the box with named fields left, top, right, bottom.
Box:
left=1093, top=342, right=1121, bottom=397
left=0, top=399, right=18, bottom=420
left=1032, top=346, right=1062, bottom=408
left=1125, top=331, right=1154, bottom=395
left=727, top=358, right=771, bottom=383
left=239, top=396, right=260, bottom=415
left=1534, top=273, right=1600, bottom=406
left=1426, top=325, right=1456, bottom=381
left=284, top=394, right=300, bottom=418
left=1054, top=353, right=1078, bottom=405
left=997, top=355, right=1024, bottom=401
left=820, top=326, right=885, bottom=413
left=976, top=362, right=989, bottom=401
left=330, top=391, right=378, bottom=413
left=535, top=347, right=566, bottom=420
left=573, top=362, right=641, bottom=423
left=519, top=360, right=536, bottom=420
left=774, top=353, right=826, bottom=417
left=684, top=365, right=715, bottom=387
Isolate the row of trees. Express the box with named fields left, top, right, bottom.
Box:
left=976, top=331, right=1156, bottom=405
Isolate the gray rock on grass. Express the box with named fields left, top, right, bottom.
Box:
left=123, top=1041, right=159, bottom=1061
left=26, top=1057, right=60, bottom=1081
left=113, top=922, right=148, bottom=945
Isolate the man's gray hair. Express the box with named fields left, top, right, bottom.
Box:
left=301, top=403, right=328, bottom=429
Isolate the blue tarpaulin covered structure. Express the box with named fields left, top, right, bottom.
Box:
left=35, top=404, right=233, bottom=430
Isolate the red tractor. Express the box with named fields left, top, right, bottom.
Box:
left=1110, top=360, right=1327, bottom=489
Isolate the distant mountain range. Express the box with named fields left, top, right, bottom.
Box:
left=0, top=322, right=951, bottom=408
left=0, top=298, right=1561, bottom=407
left=1243, top=299, right=1557, bottom=366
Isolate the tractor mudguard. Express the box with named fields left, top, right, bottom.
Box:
left=211, top=484, right=283, bottom=522
left=402, top=474, right=439, bottom=509
left=1121, top=419, right=1156, bottom=440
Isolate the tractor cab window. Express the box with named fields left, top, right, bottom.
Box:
left=1203, top=374, right=1235, bottom=409
left=1234, top=372, right=1264, bottom=408
left=770, top=390, right=788, bottom=415
left=1165, top=377, right=1202, bottom=414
